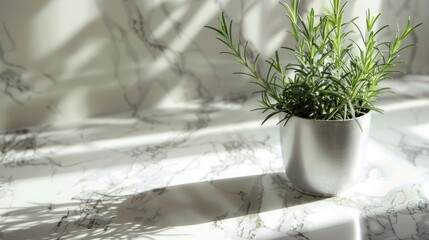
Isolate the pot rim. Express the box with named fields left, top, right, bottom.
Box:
left=281, top=110, right=372, bottom=123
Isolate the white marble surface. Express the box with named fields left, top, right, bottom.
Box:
left=1, top=76, right=429, bottom=239
left=0, top=0, right=427, bottom=130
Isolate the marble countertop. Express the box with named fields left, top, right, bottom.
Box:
left=1, top=76, right=429, bottom=240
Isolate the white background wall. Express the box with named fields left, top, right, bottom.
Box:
left=0, top=0, right=427, bottom=130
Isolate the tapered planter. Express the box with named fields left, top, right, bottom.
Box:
left=279, top=112, right=372, bottom=196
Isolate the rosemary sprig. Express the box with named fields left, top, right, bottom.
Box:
left=206, top=0, right=421, bottom=125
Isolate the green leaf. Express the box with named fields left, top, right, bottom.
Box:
left=206, top=6, right=421, bottom=124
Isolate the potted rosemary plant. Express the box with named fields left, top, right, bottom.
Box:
left=207, top=0, right=421, bottom=196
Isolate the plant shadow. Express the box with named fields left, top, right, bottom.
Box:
left=0, top=173, right=323, bottom=240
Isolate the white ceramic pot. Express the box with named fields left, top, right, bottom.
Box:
left=279, top=112, right=372, bottom=196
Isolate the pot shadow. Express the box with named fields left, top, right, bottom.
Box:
left=115, top=173, right=322, bottom=228
left=0, top=173, right=324, bottom=240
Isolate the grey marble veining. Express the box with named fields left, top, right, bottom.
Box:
left=1, top=76, right=429, bottom=239
left=0, top=0, right=428, bottom=239
left=0, top=0, right=427, bottom=130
